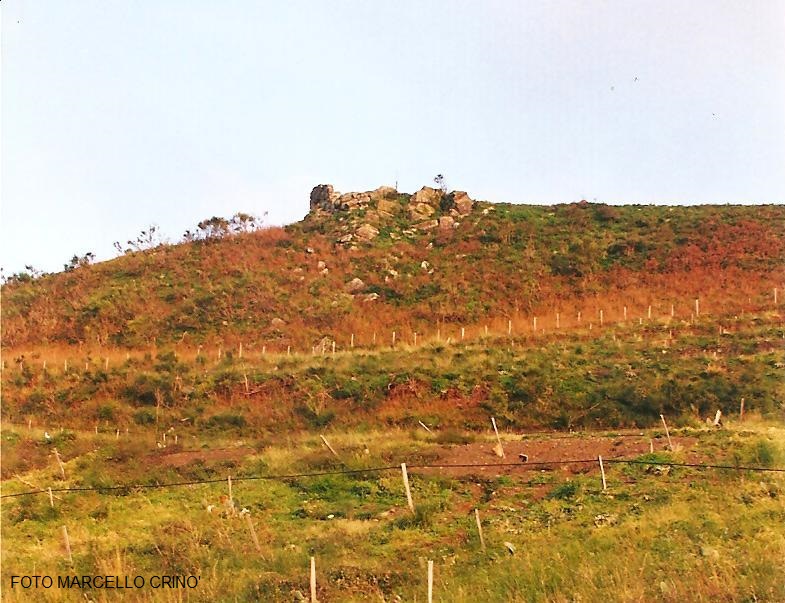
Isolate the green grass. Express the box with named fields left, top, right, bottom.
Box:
left=2, top=424, right=784, bottom=602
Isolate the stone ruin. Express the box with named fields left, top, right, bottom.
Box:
left=307, top=183, right=475, bottom=245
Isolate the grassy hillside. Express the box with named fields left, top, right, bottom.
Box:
left=3, top=197, right=784, bottom=349
left=2, top=193, right=784, bottom=601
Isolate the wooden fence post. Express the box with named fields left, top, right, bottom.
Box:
left=320, top=435, right=340, bottom=460
left=739, top=397, right=745, bottom=421
left=474, top=508, right=486, bottom=551
left=53, top=448, right=66, bottom=480
left=660, top=414, right=673, bottom=451
left=491, top=417, right=505, bottom=458
left=62, top=526, right=73, bottom=564
left=599, top=456, right=607, bottom=491
left=427, top=559, right=434, bottom=603
left=401, top=463, right=415, bottom=513
left=245, top=514, right=262, bottom=553
left=310, top=556, right=317, bottom=603
left=228, top=475, right=235, bottom=515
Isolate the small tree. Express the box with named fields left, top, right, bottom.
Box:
left=196, top=216, right=230, bottom=240
left=114, top=224, right=166, bottom=254
left=434, top=174, right=454, bottom=212
left=229, top=212, right=267, bottom=234
left=64, top=252, right=95, bottom=272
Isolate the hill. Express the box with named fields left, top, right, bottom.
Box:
left=2, top=185, right=784, bottom=350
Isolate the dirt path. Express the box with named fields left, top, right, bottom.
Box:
left=414, top=434, right=697, bottom=477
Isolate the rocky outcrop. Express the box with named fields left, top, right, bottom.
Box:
left=355, top=223, right=379, bottom=241
left=310, top=184, right=339, bottom=211
left=452, top=191, right=474, bottom=215
left=409, top=187, right=442, bottom=208
left=307, top=183, right=475, bottom=243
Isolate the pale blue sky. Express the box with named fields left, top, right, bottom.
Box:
left=2, top=1, right=784, bottom=275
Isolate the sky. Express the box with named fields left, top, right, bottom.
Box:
left=2, top=1, right=784, bottom=275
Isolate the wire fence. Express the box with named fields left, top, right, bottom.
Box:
left=2, top=457, right=783, bottom=500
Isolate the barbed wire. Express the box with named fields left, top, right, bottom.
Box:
left=2, top=458, right=783, bottom=500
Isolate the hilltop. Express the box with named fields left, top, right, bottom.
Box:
left=3, top=185, right=783, bottom=350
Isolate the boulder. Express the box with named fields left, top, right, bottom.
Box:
left=337, top=192, right=371, bottom=210
left=271, top=317, right=286, bottom=327
left=438, top=216, right=455, bottom=231
left=377, top=198, right=398, bottom=215
left=409, top=203, right=436, bottom=221
left=355, top=223, right=379, bottom=241
left=370, top=186, right=397, bottom=200
left=310, top=185, right=335, bottom=211
left=452, top=191, right=473, bottom=215
left=415, top=219, right=439, bottom=231
left=410, top=186, right=443, bottom=207
left=345, top=277, right=366, bottom=293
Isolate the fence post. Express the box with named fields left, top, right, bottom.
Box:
left=491, top=417, right=505, bottom=458
left=660, top=414, right=673, bottom=451
left=310, top=556, right=317, bottom=603
left=245, top=514, right=262, bottom=553
left=401, top=463, right=415, bottom=513
left=427, top=559, right=434, bottom=603
left=53, top=448, right=66, bottom=480
left=474, top=508, right=486, bottom=551
left=62, top=526, right=73, bottom=564
left=598, top=456, right=607, bottom=491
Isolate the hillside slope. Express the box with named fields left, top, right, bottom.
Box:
left=3, top=186, right=784, bottom=349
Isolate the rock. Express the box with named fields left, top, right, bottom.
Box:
left=410, top=186, right=442, bottom=208
left=309, top=184, right=334, bottom=210
left=363, top=293, right=380, bottom=302
left=452, top=191, right=473, bottom=214
left=409, top=202, right=437, bottom=221
left=355, top=223, right=379, bottom=241
left=337, top=192, right=371, bottom=210
left=438, top=216, right=455, bottom=231
left=355, top=223, right=379, bottom=240
left=414, top=219, right=439, bottom=231
left=337, top=234, right=353, bottom=244
left=317, top=261, right=327, bottom=270
left=345, top=277, right=366, bottom=293
left=271, top=317, right=286, bottom=327
left=305, top=247, right=315, bottom=254
left=371, top=186, right=397, bottom=200
left=700, top=545, right=719, bottom=560
left=377, top=198, right=398, bottom=215
left=420, top=260, right=430, bottom=270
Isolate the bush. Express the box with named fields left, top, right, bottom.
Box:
left=204, top=413, right=247, bottom=430
left=547, top=481, right=579, bottom=500
left=133, top=409, right=156, bottom=425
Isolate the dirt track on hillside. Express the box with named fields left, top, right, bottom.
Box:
left=412, top=433, right=697, bottom=477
